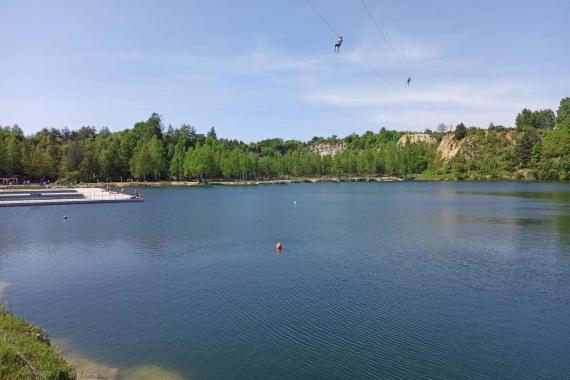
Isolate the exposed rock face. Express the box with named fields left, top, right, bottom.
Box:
left=437, top=129, right=523, bottom=161
left=515, top=168, right=538, bottom=180
left=436, top=134, right=462, bottom=160
left=307, top=142, right=347, bottom=157
left=436, top=134, right=479, bottom=160
left=397, top=133, right=437, bottom=147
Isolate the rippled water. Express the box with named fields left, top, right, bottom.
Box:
left=1, top=182, right=569, bottom=379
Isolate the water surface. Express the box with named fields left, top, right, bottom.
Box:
left=1, top=182, right=569, bottom=379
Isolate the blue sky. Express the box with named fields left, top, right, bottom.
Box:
left=1, top=0, right=568, bottom=141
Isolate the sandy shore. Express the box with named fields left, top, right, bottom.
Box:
left=56, top=342, right=186, bottom=380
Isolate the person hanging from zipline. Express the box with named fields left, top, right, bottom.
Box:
left=406, top=76, right=412, bottom=86
left=334, top=36, right=343, bottom=53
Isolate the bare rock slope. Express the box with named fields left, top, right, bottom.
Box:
left=307, top=142, right=347, bottom=157
left=397, top=133, right=437, bottom=147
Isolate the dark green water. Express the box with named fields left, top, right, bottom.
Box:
left=1, top=182, right=569, bottom=379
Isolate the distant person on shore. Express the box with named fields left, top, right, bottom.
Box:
left=334, top=36, right=343, bottom=53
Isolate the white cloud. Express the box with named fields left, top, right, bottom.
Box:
left=341, top=29, right=445, bottom=70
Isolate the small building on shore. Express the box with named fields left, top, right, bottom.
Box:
left=0, top=177, right=20, bottom=185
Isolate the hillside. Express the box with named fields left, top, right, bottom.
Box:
left=1, top=97, right=569, bottom=182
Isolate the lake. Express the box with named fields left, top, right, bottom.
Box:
left=1, top=182, right=569, bottom=379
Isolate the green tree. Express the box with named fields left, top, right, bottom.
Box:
left=79, top=140, right=100, bottom=182
left=184, top=143, right=215, bottom=181
left=220, top=148, right=241, bottom=179
left=557, top=97, right=570, bottom=130
left=130, top=136, right=167, bottom=181
left=132, top=113, right=163, bottom=144
left=516, top=108, right=556, bottom=129
left=169, top=133, right=188, bottom=179
left=539, top=128, right=570, bottom=179
left=356, top=149, right=377, bottom=177
left=0, top=129, right=7, bottom=176
left=516, top=109, right=535, bottom=129
left=28, top=145, right=57, bottom=179
left=60, top=140, right=85, bottom=178
left=515, top=130, right=539, bottom=167
left=454, top=123, right=467, bottom=140
left=5, top=129, right=23, bottom=176
left=534, top=109, right=556, bottom=130
left=99, top=137, right=122, bottom=181
left=206, top=127, right=217, bottom=143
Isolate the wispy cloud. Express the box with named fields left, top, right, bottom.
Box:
left=300, top=79, right=561, bottom=130
left=302, top=81, right=528, bottom=108
left=244, top=42, right=324, bottom=72
left=370, top=108, right=514, bottom=131
left=342, top=29, right=445, bottom=70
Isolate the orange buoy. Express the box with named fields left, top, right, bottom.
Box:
left=275, top=242, right=283, bottom=251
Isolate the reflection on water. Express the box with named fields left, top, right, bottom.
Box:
left=0, top=281, right=8, bottom=302
left=1, top=182, right=569, bottom=380
left=453, top=189, right=570, bottom=202
left=556, top=215, right=570, bottom=250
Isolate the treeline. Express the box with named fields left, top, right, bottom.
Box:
left=0, top=114, right=430, bottom=182
left=1, top=97, right=569, bottom=182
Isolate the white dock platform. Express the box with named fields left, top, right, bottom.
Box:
left=0, top=188, right=143, bottom=207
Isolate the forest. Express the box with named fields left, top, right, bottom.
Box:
left=1, top=97, right=569, bottom=183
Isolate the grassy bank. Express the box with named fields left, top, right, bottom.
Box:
left=0, top=306, right=76, bottom=380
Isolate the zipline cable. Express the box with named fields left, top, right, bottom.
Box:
left=358, top=0, right=430, bottom=100
left=358, top=0, right=410, bottom=79
left=303, top=0, right=402, bottom=94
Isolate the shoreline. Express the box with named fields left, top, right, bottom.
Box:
left=1, top=176, right=405, bottom=189
left=90, top=176, right=406, bottom=188
left=58, top=346, right=184, bottom=380
left=2, top=175, right=566, bottom=191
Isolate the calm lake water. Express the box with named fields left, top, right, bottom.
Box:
left=1, top=182, right=569, bottom=379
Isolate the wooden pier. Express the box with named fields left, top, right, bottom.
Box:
left=0, top=188, right=143, bottom=207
